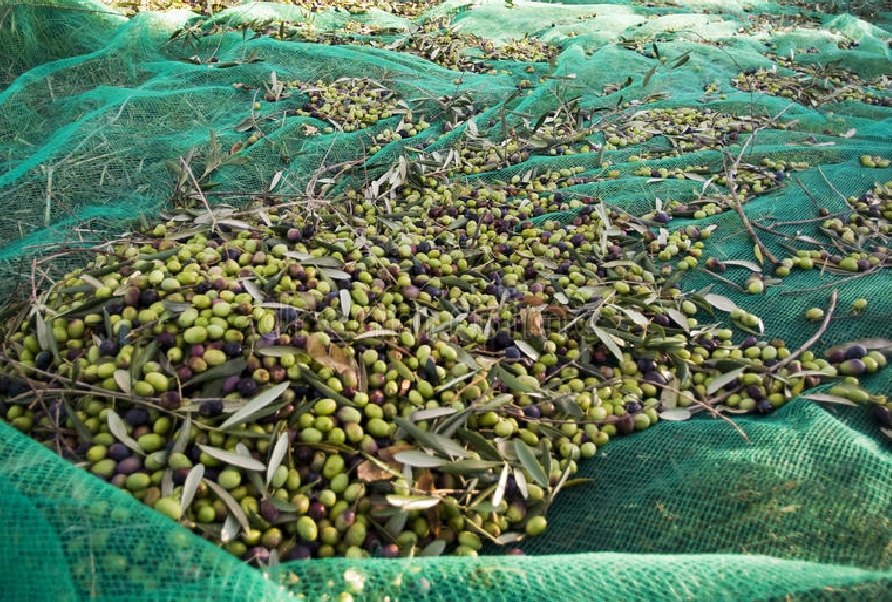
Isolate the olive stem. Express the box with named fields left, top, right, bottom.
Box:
left=765, top=211, right=851, bottom=227
left=780, top=265, right=882, bottom=295
left=772, top=289, right=837, bottom=372
left=695, top=267, right=747, bottom=293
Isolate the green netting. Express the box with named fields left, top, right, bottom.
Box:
left=1, top=0, right=892, bottom=599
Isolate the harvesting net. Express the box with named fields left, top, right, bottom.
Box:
left=1, top=0, right=892, bottom=599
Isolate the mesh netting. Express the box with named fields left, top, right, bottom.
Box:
left=1, top=0, right=892, bottom=599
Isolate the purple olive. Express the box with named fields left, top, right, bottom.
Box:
left=260, top=499, right=280, bottom=522
left=222, top=376, right=240, bottom=394
left=380, top=543, right=400, bottom=558
left=157, top=332, right=176, bottom=350
left=237, top=378, right=258, bottom=397
left=308, top=501, right=326, bottom=522
left=244, top=547, right=270, bottom=566
left=844, top=345, right=867, bottom=360
left=117, top=457, right=143, bottom=475
left=223, top=342, right=243, bottom=358
left=616, top=414, right=634, bottom=435
left=124, top=408, right=149, bottom=427
left=159, top=391, right=180, bottom=409
left=108, top=443, right=130, bottom=462
left=285, top=545, right=311, bottom=561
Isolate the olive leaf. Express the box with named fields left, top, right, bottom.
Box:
left=320, top=268, right=351, bottom=280
left=113, top=370, right=132, bottom=395
left=394, top=450, right=447, bottom=468
left=221, top=381, right=290, bottom=430
left=515, top=340, right=540, bottom=361
left=514, top=439, right=548, bottom=488
left=448, top=343, right=480, bottom=370
left=385, top=511, right=408, bottom=538
left=172, top=413, right=192, bottom=455
left=591, top=327, right=624, bottom=362
left=395, top=417, right=469, bottom=459
left=410, top=407, right=457, bottom=421
left=419, top=540, right=447, bottom=557
left=183, top=358, right=247, bottom=387
left=257, top=345, right=302, bottom=358
left=724, top=260, right=762, bottom=272
left=198, top=445, right=265, bottom=471
left=666, top=308, right=690, bottom=332
left=437, top=459, right=502, bottom=474
left=801, top=393, right=859, bottom=406
left=161, top=470, right=174, bottom=498
left=707, top=366, right=745, bottom=395
left=496, top=532, right=524, bottom=544
left=642, top=64, right=658, bottom=88
left=63, top=400, right=92, bottom=443
left=354, top=329, right=400, bottom=340
left=540, top=438, right=552, bottom=478
left=299, top=367, right=356, bottom=407
left=221, top=513, right=240, bottom=543
left=340, top=289, right=351, bottom=317
left=181, top=464, right=205, bottom=511
left=130, top=340, right=158, bottom=384
left=619, top=306, right=649, bottom=327
left=660, top=379, right=679, bottom=408
left=492, top=364, right=536, bottom=393
left=106, top=410, right=144, bottom=455
left=492, top=463, right=509, bottom=509
left=282, top=252, right=342, bottom=267
left=33, top=309, right=54, bottom=355
left=513, top=467, right=529, bottom=499
left=386, top=495, right=441, bottom=510
left=456, top=428, right=503, bottom=462
left=206, top=479, right=251, bottom=533
left=660, top=408, right=693, bottom=421
left=242, top=280, right=264, bottom=303
left=266, top=432, right=290, bottom=487
left=704, top=294, right=738, bottom=313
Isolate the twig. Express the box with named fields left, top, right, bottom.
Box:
left=731, top=196, right=781, bottom=266
left=694, top=402, right=751, bottom=442
left=181, top=158, right=220, bottom=235
left=696, top=267, right=747, bottom=292
left=768, top=211, right=851, bottom=226
left=772, top=289, right=837, bottom=371
left=793, top=176, right=822, bottom=213
left=780, top=265, right=882, bottom=295
left=752, top=221, right=790, bottom=238
left=817, top=166, right=850, bottom=205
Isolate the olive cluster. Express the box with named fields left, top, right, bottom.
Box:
left=398, top=21, right=555, bottom=74
left=714, top=157, right=809, bottom=196
left=598, top=107, right=771, bottom=153
left=767, top=54, right=886, bottom=90
left=860, top=155, right=891, bottom=169
left=292, top=0, right=440, bottom=18
left=731, top=69, right=892, bottom=107
left=820, top=343, right=890, bottom=427
left=2, top=160, right=887, bottom=564
left=292, top=79, right=410, bottom=134
left=773, top=182, right=891, bottom=276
